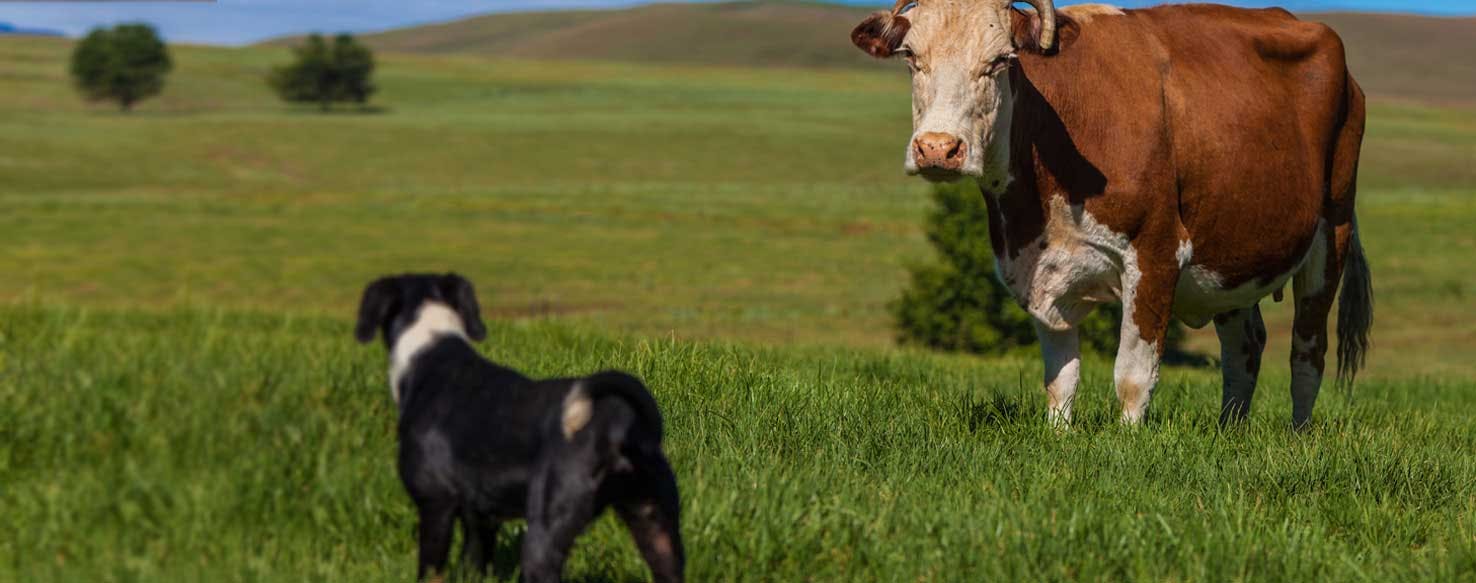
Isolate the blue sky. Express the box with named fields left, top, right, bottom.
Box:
left=1, top=0, right=1471, bottom=45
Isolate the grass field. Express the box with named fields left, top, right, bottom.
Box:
left=3, top=31, right=1476, bottom=581
left=5, top=307, right=1476, bottom=581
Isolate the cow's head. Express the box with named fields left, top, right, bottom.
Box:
left=852, top=0, right=1057, bottom=182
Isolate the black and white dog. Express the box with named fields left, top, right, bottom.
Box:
left=355, top=273, right=684, bottom=583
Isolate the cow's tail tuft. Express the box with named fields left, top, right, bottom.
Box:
left=1336, top=214, right=1373, bottom=391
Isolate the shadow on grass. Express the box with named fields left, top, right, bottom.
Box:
left=1162, top=346, right=1215, bottom=368
left=78, top=104, right=392, bottom=116
left=281, top=104, right=392, bottom=115
left=963, top=393, right=1026, bottom=432
left=451, top=529, right=642, bottom=583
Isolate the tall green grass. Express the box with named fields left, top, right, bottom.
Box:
left=3, top=306, right=1474, bottom=581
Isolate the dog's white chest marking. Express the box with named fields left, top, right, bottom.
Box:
left=994, top=195, right=1131, bottom=331
left=390, top=302, right=468, bottom=405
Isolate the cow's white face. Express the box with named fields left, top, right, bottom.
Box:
left=899, top=2, right=1016, bottom=181
left=854, top=0, right=1054, bottom=182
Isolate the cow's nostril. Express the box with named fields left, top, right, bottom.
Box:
left=914, top=132, right=966, bottom=170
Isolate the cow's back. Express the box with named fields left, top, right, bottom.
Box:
left=1147, top=5, right=1354, bottom=290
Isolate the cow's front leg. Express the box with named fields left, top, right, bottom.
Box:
left=1115, top=262, right=1178, bottom=424
left=1034, top=322, right=1080, bottom=426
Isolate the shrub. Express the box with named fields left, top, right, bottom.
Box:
left=69, top=23, right=172, bottom=112
left=269, top=33, right=376, bottom=111
left=890, top=181, right=1183, bottom=357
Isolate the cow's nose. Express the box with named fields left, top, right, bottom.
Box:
left=913, top=132, right=968, bottom=171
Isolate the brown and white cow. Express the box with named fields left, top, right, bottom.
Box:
left=853, top=1, right=1372, bottom=426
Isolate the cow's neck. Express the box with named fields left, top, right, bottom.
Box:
left=978, top=74, right=1015, bottom=197
left=978, top=72, right=1047, bottom=263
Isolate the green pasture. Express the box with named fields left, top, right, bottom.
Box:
left=2, top=36, right=1475, bottom=581
left=3, top=306, right=1475, bottom=581
left=2, top=37, right=1474, bottom=374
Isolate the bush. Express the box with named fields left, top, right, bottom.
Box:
left=890, top=181, right=1182, bottom=357
left=269, top=33, right=376, bottom=111
left=69, top=23, right=172, bottom=112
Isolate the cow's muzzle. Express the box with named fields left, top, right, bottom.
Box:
left=912, top=132, right=968, bottom=173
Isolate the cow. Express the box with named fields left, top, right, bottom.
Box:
left=851, top=0, right=1372, bottom=427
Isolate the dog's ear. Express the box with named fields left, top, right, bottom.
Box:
left=355, top=277, right=398, bottom=343
left=441, top=273, right=487, bottom=341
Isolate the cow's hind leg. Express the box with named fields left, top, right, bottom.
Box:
left=1033, top=323, right=1081, bottom=426
left=1289, top=221, right=1351, bottom=428
left=1214, top=305, right=1267, bottom=424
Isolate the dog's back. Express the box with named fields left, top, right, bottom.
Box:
left=524, top=370, right=683, bottom=583
left=356, top=273, right=683, bottom=582
left=397, top=358, right=670, bottom=520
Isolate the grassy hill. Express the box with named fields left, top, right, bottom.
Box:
left=299, top=1, right=884, bottom=70
left=3, top=32, right=1476, bottom=581
left=272, top=1, right=1476, bottom=104
left=1316, top=12, right=1476, bottom=104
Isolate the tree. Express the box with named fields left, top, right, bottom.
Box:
left=269, top=33, right=377, bottom=111
left=890, top=181, right=1183, bottom=357
left=69, top=24, right=172, bottom=112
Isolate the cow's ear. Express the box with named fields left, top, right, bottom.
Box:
left=441, top=273, right=487, bottom=342
left=355, top=277, right=398, bottom=344
left=852, top=11, right=911, bottom=59
left=1010, top=7, right=1069, bottom=54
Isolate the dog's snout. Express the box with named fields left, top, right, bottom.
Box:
left=912, top=132, right=968, bottom=171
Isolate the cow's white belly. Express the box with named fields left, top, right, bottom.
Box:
left=1171, top=219, right=1328, bottom=328
left=994, top=196, right=1131, bottom=331
left=994, top=197, right=1326, bottom=332
left=1171, top=265, right=1291, bottom=329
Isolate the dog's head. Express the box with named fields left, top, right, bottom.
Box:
left=354, top=273, right=488, bottom=348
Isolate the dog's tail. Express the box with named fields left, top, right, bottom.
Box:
left=560, top=370, right=665, bottom=457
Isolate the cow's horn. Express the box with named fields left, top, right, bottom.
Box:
left=1016, top=0, right=1057, bottom=51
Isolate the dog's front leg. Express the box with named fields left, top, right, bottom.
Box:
left=521, top=466, right=599, bottom=583
left=461, top=513, right=500, bottom=577
left=416, top=502, right=457, bottom=582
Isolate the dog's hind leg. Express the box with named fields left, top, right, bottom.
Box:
left=416, top=501, right=457, bottom=583
left=521, top=466, right=600, bottom=583
left=460, top=513, right=499, bottom=579
left=616, top=455, right=685, bottom=583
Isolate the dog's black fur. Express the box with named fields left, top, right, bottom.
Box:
left=356, top=274, right=684, bottom=583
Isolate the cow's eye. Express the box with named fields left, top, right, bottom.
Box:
left=985, top=53, right=1017, bottom=76
left=901, top=51, right=921, bottom=72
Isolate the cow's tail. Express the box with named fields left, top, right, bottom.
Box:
left=1336, top=213, right=1373, bottom=390
left=560, top=370, right=666, bottom=465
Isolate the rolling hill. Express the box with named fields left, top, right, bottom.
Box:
left=265, top=1, right=1476, bottom=104
left=267, top=1, right=885, bottom=69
